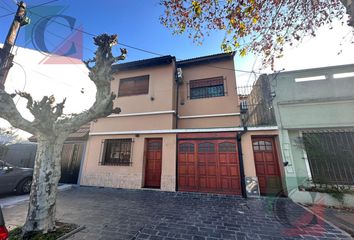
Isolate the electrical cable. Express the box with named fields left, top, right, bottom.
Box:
left=12, top=61, right=26, bottom=105
left=0, top=0, right=13, bottom=11
left=0, top=0, right=60, bottom=18
left=25, top=8, right=262, bottom=74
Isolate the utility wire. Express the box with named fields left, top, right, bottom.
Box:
left=0, top=0, right=13, bottom=11
left=1, top=1, right=262, bottom=75
left=12, top=61, right=27, bottom=105
left=0, top=0, right=60, bottom=18
left=26, top=8, right=261, bottom=74
left=0, top=4, right=10, bottom=11
left=27, top=9, right=167, bottom=57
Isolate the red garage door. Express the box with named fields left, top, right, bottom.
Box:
left=178, top=138, right=241, bottom=195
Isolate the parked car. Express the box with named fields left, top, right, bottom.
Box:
left=0, top=160, right=33, bottom=195
left=0, top=206, right=8, bottom=240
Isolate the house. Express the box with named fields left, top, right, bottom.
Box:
left=249, top=64, right=354, bottom=206
left=79, top=53, right=282, bottom=196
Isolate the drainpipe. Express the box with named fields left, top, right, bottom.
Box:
left=175, top=68, right=180, bottom=129
left=175, top=135, right=179, bottom=191
left=175, top=64, right=180, bottom=191
left=237, top=126, right=248, bottom=198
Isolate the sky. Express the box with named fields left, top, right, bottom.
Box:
left=1, top=0, right=354, bottom=138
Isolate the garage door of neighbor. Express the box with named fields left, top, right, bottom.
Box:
left=178, top=138, right=241, bottom=195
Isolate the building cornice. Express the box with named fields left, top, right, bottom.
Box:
left=89, top=126, right=278, bottom=136
left=178, top=112, right=240, bottom=119
left=107, top=110, right=176, bottom=118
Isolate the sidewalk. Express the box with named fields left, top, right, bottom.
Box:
left=324, top=207, right=354, bottom=237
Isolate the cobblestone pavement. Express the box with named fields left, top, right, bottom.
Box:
left=2, top=187, right=351, bottom=240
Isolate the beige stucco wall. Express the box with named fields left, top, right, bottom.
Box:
left=112, top=64, right=176, bottom=114
left=80, top=133, right=176, bottom=191
left=177, top=58, right=241, bottom=128
left=91, top=63, right=177, bottom=133
left=178, top=116, right=241, bottom=129
left=90, top=114, right=175, bottom=133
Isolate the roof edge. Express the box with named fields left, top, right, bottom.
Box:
left=177, top=52, right=235, bottom=67
left=112, top=55, right=175, bottom=72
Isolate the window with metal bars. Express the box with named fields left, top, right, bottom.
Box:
left=303, top=131, right=354, bottom=185
left=189, top=76, right=225, bottom=99
left=101, top=139, right=132, bottom=166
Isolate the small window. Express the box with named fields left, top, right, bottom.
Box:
left=219, top=142, right=236, bottom=152
left=118, top=75, right=149, bottom=97
left=253, top=140, right=272, bottom=151
left=102, top=139, right=132, bottom=166
left=189, top=77, right=225, bottom=99
left=148, top=141, right=162, bottom=151
left=198, top=142, right=215, bottom=153
left=179, top=143, right=195, bottom=153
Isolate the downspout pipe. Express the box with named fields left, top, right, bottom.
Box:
left=237, top=126, right=248, bottom=198
left=174, top=63, right=180, bottom=191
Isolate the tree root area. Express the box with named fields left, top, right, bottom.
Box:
left=9, top=222, right=78, bottom=240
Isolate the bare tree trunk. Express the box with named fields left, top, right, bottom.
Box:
left=0, top=34, right=126, bottom=237
left=22, top=135, right=66, bottom=236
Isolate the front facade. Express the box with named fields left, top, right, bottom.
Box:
left=80, top=53, right=282, bottom=196
left=257, top=64, right=354, bottom=206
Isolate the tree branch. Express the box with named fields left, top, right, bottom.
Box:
left=56, top=34, right=126, bottom=134
left=0, top=89, right=36, bottom=134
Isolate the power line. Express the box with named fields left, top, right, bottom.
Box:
left=12, top=61, right=27, bottom=105
left=0, top=1, right=262, bottom=75
left=26, top=8, right=261, bottom=74
left=0, top=0, right=13, bottom=11
left=0, top=0, right=60, bottom=18
left=0, top=4, right=10, bottom=11
left=27, top=9, right=167, bottom=57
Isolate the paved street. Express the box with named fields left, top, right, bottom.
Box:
left=324, top=208, right=354, bottom=237
left=2, top=187, right=351, bottom=240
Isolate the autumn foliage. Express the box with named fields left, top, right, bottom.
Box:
left=160, top=0, right=346, bottom=67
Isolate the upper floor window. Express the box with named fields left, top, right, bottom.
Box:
left=189, top=76, right=225, bottom=99
left=118, top=75, right=149, bottom=97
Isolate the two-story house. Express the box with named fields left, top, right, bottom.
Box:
left=79, top=53, right=281, bottom=196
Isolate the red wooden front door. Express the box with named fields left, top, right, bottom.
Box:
left=144, top=138, right=162, bottom=188
left=252, top=137, right=283, bottom=196
left=178, top=139, right=241, bottom=195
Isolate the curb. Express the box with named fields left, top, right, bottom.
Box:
left=0, top=184, right=73, bottom=208
left=57, top=225, right=85, bottom=240
left=294, top=201, right=353, bottom=239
